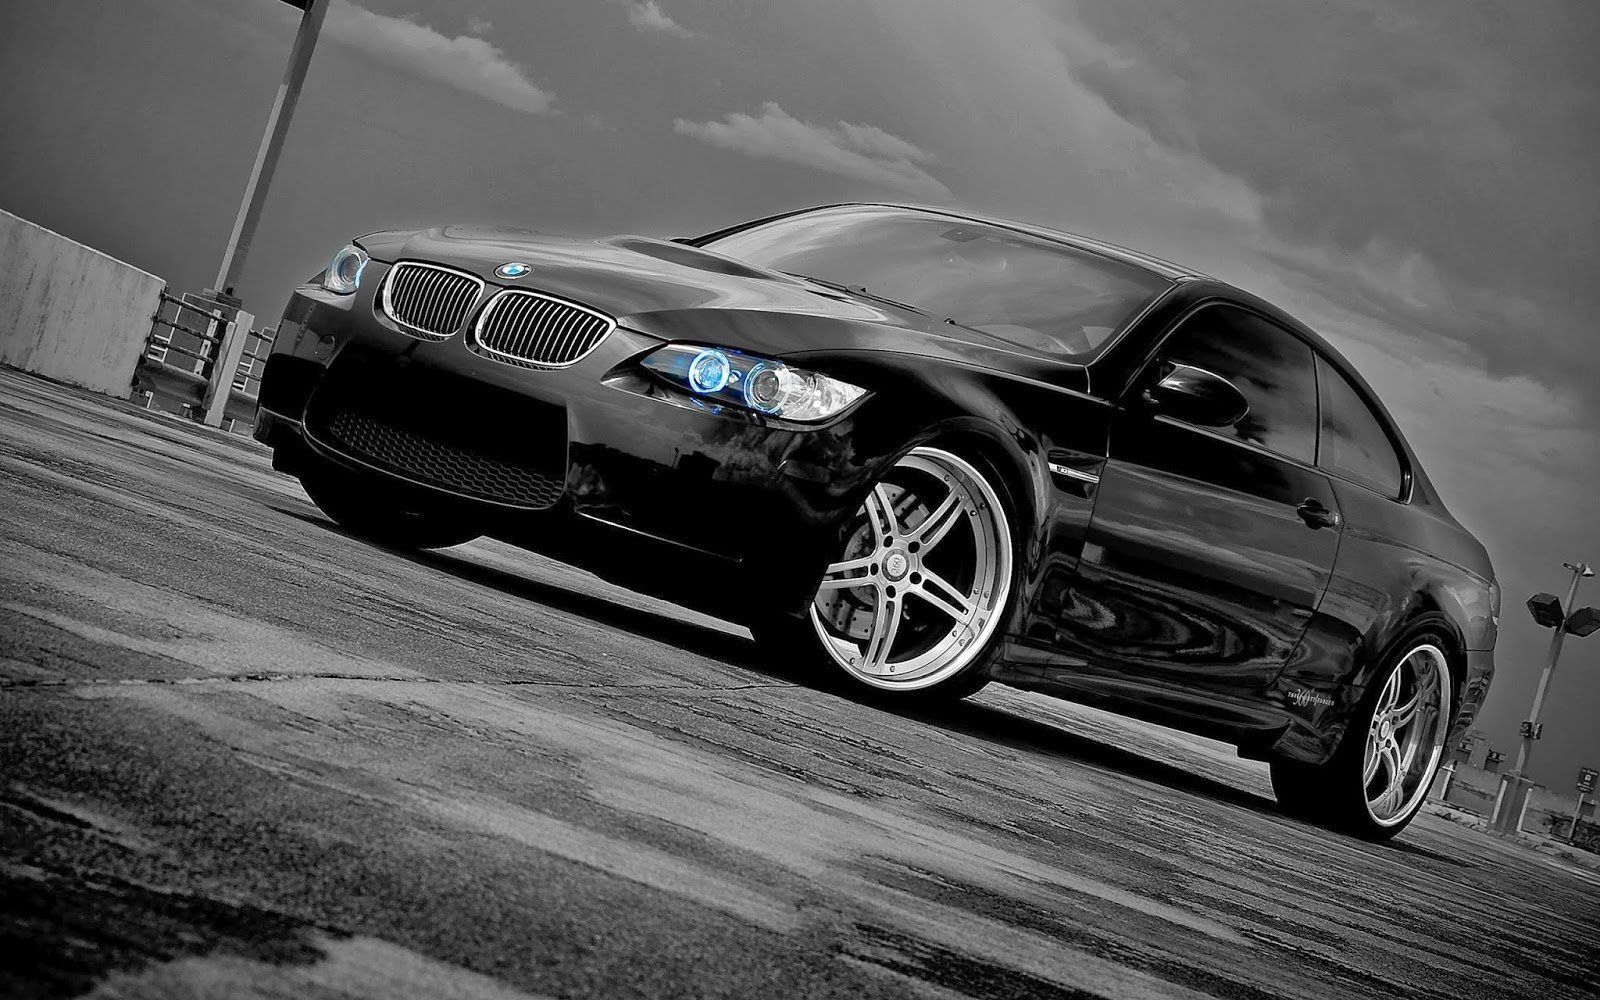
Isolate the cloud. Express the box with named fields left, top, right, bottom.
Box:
left=626, top=1, right=692, bottom=38
left=465, top=15, right=493, bottom=36
left=674, top=102, right=950, bottom=200
left=1053, top=0, right=1600, bottom=407
left=325, top=2, right=554, bottom=115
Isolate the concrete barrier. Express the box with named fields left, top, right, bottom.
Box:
left=0, top=209, right=164, bottom=399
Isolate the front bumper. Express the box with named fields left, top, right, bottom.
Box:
left=256, top=266, right=885, bottom=616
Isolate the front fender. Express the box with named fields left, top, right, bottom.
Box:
left=782, top=349, right=1111, bottom=645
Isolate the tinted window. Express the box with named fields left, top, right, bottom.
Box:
left=1155, top=307, right=1317, bottom=463
left=1316, top=355, right=1404, bottom=497
left=701, top=206, right=1171, bottom=359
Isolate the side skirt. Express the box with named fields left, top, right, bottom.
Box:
left=992, top=640, right=1351, bottom=765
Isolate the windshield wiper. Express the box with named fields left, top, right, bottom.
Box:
left=788, top=273, right=930, bottom=316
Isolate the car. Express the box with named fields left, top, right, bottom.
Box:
left=254, top=202, right=1497, bottom=839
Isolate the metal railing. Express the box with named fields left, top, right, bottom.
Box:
left=133, top=292, right=261, bottom=434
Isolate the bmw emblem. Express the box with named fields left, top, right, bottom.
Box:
left=496, top=262, right=531, bottom=279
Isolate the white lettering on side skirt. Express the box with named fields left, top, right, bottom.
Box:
left=1289, top=689, right=1335, bottom=708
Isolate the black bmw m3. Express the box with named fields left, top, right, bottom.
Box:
left=256, top=203, right=1497, bottom=839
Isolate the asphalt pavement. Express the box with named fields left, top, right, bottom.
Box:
left=2, top=367, right=1596, bottom=1000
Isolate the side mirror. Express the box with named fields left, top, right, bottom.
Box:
left=1143, top=363, right=1249, bottom=427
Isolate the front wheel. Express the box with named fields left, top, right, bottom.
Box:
left=1271, top=637, right=1455, bottom=840
left=753, top=446, right=1018, bottom=701
left=297, top=458, right=480, bottom=550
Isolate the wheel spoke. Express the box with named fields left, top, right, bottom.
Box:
left=865, top=485, right=899, bottom=547
left=816, top=555, right=875, bottom=592
left=1373, top=780, right=1403, bottom=819
left=1390, top=688, right=1423, bottom=729
left=909, top=490, right=964, bottom=551
left=1363, top=738, right=1381, bottom=785
left=1367, top=740, right=1407, bottom=817
left=862, top=591, right=901, bottom=671
left=1397, top=734, right=1422, bottom=775
left=915, top=569, right=975, bottom=623
left=1382, top=740, right=1405, bottom=785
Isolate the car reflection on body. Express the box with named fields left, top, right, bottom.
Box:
left=255, top=203, right=1496, bottom=839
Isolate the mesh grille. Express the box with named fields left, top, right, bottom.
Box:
left=472, top=290, right=616, bottom=367
left=381, top=263, right=483, bottom=341
left=323, top=410, right=564, bottom=509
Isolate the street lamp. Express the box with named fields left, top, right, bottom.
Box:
left=209, top=0, right=329, bottom=308
left=1492, top=561, right=1599, bottom=833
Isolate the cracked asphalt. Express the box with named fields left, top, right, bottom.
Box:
left=2, top=367, right=1597, bottom=999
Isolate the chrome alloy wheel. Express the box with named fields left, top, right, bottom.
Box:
left=1363, top=643, right=1452, bottom=827
left=809, top=448, right=1012, bottom=691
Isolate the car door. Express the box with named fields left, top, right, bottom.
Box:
left=1057, top=303, right=1343, bottom=690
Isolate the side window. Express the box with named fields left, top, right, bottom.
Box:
left=1154, top=306, right=1318, bottom=463
left=1316, top=355, right=1404, bottom=498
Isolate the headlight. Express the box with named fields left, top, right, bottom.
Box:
left=321, top=243, right=369, bottom=295
left=641, top=344, right=868, bottom=422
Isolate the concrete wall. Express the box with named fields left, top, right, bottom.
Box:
left=1440, top=762, right=1595, bottom=835
left=0, top=209, right=164, bottom=398
left=1442, top=763, right=1500, bottom=814
left=1523, top=784, right=1594, bottom=838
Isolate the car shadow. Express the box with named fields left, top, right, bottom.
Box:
left=281, top=502, right=1387, bottom=831
left=885, top=697, right=1283, bottom=816
left=414, top=547, right=771, bottom=671
left=270, top=504, right=771, bottom=672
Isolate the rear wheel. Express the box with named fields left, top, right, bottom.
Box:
left=297, top=459, right=480, bottom=550
left=1271, top=636, right=1454, bottom=840
left=753, top=446, right=1017, bottom=701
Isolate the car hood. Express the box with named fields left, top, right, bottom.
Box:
left=356, top=226, right=1083, bottom=378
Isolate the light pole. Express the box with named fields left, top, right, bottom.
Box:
left=1492, top=561, right=1599, bottom=833
left=209, top=0, right=329, bottom=306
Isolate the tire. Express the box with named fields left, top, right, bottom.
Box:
left=297, top=459, right=480, bottom=550
left=751, top=446, right=1020, bottom=703
left=1270, top=633, right=1455, bottom=840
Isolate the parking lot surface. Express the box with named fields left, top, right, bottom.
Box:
left=3, top=369, right=1597, bottom=999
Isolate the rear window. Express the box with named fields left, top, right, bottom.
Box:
left=1316, top=355, right=1405, bottom=498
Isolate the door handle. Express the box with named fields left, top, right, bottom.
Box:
left=1296, top=499, right=1340, bottom=530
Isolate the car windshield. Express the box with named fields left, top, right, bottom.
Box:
left=701, top=206, right=1172, bottom=359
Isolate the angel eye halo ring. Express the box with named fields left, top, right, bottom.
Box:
left=320, top=244, right=369, bottom=295
left=641, top=344, right=866, bottom=422
left=686, top=348, right=731, bottom=394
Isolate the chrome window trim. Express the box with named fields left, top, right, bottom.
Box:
left=471, top=289, right=618, bottom=369
left=379, top=261, right=486, bottom=341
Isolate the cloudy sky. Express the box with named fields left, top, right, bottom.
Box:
left=3, top=0, right=1597, bottom=785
